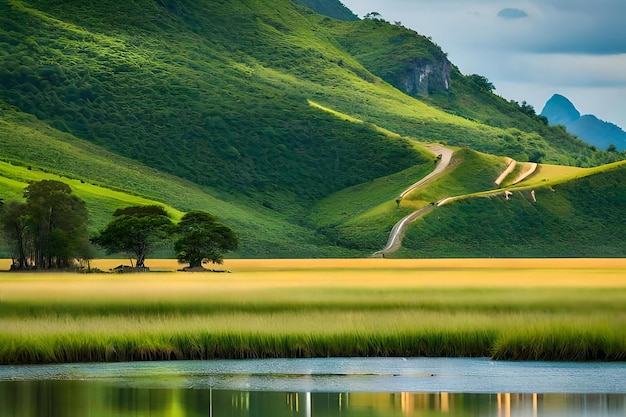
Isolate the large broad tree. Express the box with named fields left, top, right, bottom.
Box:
left=93, top=205, right=174, bottom=269
left=174, top=211, right=238, bottom=269
left=22, top=180, right=90, bottom=269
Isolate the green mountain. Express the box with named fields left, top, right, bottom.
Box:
left=1, top=0, right=624, bottom=258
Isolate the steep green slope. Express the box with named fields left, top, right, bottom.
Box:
left=0, top=160, right=184, bottom=231
left=2, top=0, right=616, bottom=207
left=0, top=103, right=358, bottom=257
left=397, top=164, right=626, bottom=258
left=0, top=0, right=422, bottom=213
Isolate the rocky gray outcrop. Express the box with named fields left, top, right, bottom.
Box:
left=397, top=57, right=452, bottom=96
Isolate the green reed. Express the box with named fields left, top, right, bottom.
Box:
left=1, top=287, right=625, bottom=364
left=1, top=313, right=624, bottom=364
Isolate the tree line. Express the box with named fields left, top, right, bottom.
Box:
left=1, top=180, right=238, bottom=271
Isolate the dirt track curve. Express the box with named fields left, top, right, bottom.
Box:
left=400, top=145, right=453, bottom=198
left=373, top=144, right=453, bottom=257
left=373, top=151, right=538, bottom=258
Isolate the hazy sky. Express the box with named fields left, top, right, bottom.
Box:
left=340, top=0, right=626, bottom=129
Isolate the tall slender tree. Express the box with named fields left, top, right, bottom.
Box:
left=1, top=201, right=30, bottom=269
left=0, top=180, right=90, bottom=269
left=23, top=180, right=89, bottom=269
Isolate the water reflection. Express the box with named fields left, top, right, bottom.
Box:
left=1, top=381, right=626, bottom=417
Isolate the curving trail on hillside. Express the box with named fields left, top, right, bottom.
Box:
left=510, top=162, right=538, bottom=185
left=373, top=151, right=538, bottom=258
left=373, top=144, right=453, bottom=257
left=494, top=157, right=516, bottom=186
left=400, top=145, right=453, bottom=198
left=372, top=204, right=436, bottom=257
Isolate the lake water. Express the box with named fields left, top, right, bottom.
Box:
left=1, top=358, right=625, bottom=416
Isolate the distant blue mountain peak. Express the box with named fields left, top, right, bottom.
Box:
left=541, top=94, right=626, bottom=151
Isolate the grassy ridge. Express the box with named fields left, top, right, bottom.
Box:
left=398, top=162, right=626, bottom=257
left=401, top=148, right=506, bottom=207
left=309, top=147, right=509, bottom=251
left=304, top=102, right=626, bottom=257
left=1, top=259, right=625, bottom=363
left=0, top=160, right=184, bottom=232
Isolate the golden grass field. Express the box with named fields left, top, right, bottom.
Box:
left=0, top=258, right=624, bottom=304
left=1, top=258, right=625, bottom=363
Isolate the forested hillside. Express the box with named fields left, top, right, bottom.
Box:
left=0, top=0, right=624, bottom=258
left=0, top=0, right=426, bottom=212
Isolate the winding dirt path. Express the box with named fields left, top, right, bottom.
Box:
left=400, top=145, right=453, bottom=198
left=373, top=152, right=541, bottom=257
left=494, top=157, right=516, bottom=186
left=373, top=144, right=453, bottom=257
left=510, top=162, right=538, bottom=185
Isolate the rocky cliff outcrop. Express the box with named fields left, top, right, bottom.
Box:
left=326, top=18, right=452, bottom=98
left=397, top=57, right=451, bottom=96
